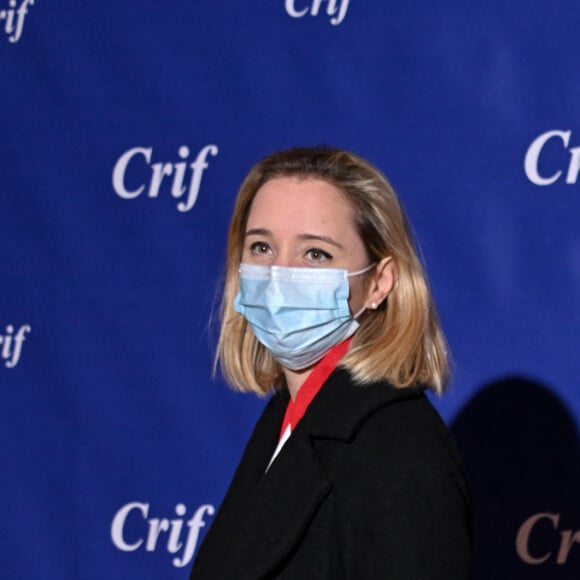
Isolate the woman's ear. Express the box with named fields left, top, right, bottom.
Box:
left=364, top=257, right=397, bottom=309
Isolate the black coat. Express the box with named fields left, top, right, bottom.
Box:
left=190, top=367, right=471, bottom=579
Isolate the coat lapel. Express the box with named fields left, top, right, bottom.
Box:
left=191, top=390, right=332, bottom=580
left=191, top=368, right=424, bottom=580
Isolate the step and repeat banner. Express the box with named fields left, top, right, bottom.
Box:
left=1, top=1, right=579, bottom=578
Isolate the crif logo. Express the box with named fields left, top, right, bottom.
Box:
left=516, top=512, right=579, bottom=565
left=0, top=0, right=35, bottom=43
left=111, top=501, right=215, bottom=568
left=285, top=0, right=350, bottom=26
left=112, top=145, right=218, bottom=213
left=524, top=130, right=580, bottom=186
left=1, top=324, right=31, bottom=368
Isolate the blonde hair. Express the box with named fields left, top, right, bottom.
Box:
left=216, top=146, right=450, bottom=394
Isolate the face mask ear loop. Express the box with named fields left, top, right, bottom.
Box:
left=347, top=262, right=377, bottom=278
left=348, top=263, right=377, bottom=320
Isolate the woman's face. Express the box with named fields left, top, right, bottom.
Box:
left=241, top=175, right=371, bottom=313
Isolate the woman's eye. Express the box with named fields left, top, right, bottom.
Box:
left=249, top=242, right=271, bottom=255
left=306, top=248, right=332, bottom=262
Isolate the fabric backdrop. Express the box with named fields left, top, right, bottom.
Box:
left=1, top=1, right=579, bottom=578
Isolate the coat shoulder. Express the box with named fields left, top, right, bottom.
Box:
left=314, top=367, right=468, bottom=491
left=309, top=371, right=472, bottom=578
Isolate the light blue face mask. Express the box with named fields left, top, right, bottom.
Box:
left=233, top=263, right=375, bottom=371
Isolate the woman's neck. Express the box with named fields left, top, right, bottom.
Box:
left=283, top=366, right=315, bottom=401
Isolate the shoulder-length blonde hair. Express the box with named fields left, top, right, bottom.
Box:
left=215, top=146, right=450, bottom=394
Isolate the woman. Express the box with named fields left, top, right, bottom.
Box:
left=190, top=146, right=471, bottom=579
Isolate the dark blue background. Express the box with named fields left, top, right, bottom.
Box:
left=1, top=1, right=579, bottom=578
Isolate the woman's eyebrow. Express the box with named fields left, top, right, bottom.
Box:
left=244, top=229, right=344, bottom=250
left=245, top=228, right=272, bottom=237
left=298, top=233, right=344, bottom=249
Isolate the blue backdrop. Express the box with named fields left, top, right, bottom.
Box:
left=1, top=1, right=579, bottom=578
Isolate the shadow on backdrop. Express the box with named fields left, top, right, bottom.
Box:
left=451, top=376, right=580, bottom=579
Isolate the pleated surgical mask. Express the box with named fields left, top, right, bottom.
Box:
left=233, top=262, right=374, bottom=370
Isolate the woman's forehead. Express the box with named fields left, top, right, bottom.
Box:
left=247, top=176, right=354, bottom=230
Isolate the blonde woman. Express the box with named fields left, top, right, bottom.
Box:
left=190, top=147, right=471, bottom=579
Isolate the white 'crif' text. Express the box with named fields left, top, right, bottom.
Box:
left=112, top=145, right=218, bottom=213
left=111, top=502, right=215, bottom=568
left=524, top=130, right=580, bottom=186
left=1, top=324, right=31, bottom=368
left=285, top=0, right=350, bottom=26
left=0, top=0, right=35, bottom=43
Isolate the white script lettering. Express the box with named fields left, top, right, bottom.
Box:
left=0, top=0, right=35, bottom=43
left=0, top=324, right=31, bottom=368
left=112, top=144, right=219, bottom=212
left=285, top=0, right=350, bottom=26
left=111, top=501, right=215, bottom=568
left=524, top=130, right=580, bottom=185
left=516, top=512, right=580, bottom=565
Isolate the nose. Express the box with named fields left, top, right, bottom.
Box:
left=271, top=255, right=292, bottom=268
left=271, top=246, right=293, bottom=268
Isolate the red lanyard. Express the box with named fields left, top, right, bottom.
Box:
left=279, top=338, right=352, bottom=441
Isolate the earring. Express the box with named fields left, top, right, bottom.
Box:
left=370, top=302, right=378, bottom=310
